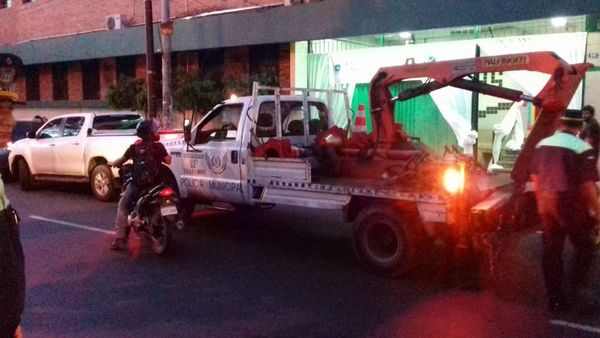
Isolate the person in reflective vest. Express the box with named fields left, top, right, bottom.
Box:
left=530, top=108, right=600, bottom=313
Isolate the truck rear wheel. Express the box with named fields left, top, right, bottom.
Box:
left=18, top=158, right=35, bottom=191
left=353, top=205, right=421, bottom=277
left=90, top=164, right=115, bottom=202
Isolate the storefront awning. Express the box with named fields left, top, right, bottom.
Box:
left=2, top=0, right=599, bottom=65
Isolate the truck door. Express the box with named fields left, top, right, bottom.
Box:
left=30, top=117, right=64, bottom=174
left=181, top=103, right=246, bottom=203
left=53, top=116, right=86, bottom=176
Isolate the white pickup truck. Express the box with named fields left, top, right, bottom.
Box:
left=9, top=112, right=142, bottom=201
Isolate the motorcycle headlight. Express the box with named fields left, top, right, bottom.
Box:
left=443, top=164, right=465, bottom=195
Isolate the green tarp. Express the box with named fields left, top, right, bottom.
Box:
left=351, top=82, right=457, bottom=154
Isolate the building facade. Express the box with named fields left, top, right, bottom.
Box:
left=1, top=0, right=290, bottom=120
left=1, top=0, right=600, bottom=128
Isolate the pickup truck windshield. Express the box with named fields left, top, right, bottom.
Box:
left=195, top=104, right=243, bottom=143
left=93, top=115, right=141, bottom=131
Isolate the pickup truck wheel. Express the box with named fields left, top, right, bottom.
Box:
left=91, top=164, right=115, bottom=202
left=353, top=205, right=420, bottom=277
left=18, top=159, right=34, bottom=191
left=1, top=167, right=13, bottom=183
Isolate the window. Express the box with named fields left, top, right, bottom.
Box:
left=0, top=0, right=12, bottom=9
left=281, top=101, right=305, bottom=136
left=255, top=100, right=328, bottom=138
left=198, top=48, right=224, bottom=89
left=82, top=59, right=100, bottom=100
left=24, top=65, right=40, bottom=101
left=38, top=118, right=63, bottom=139
left=171, top=51, right=179, bottom=74
left=307, top=102, right=329, bottom=135
left=92, top=115, right=141, bottom=131
left=195, top=104, right=243, bottom=144
left=63, top=117, right=85, bottom=137
left=52, top=63, right=68, bottom=101
left=256, top=102, right=276, bottom=138
left=116, top=56, right=136, bottom=81
left=249, top=44, right=279, bottom=85
left=22, top=0, right=35, bottom=3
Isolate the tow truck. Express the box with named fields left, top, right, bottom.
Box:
left=163, top=51, right=591, bottom=276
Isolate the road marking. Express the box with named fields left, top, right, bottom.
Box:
left=549, top=320, right=600, bottom=334
left=30, top=215, right=116, bottom=235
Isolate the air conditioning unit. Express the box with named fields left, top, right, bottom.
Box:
left=284, top=0, right=309, bottom=6
left=105, top=14, right=123, bottom=31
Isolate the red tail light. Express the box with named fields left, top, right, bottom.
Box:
left=159, top=187, right=176, bottom=197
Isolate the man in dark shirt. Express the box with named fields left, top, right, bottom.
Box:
left=580, top=105, right=600, bottom=161
left=108, top=120, right=171, bottom=251
left=531, top=109, right=600, bottom=313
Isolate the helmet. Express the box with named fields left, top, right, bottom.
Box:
left=136, top=120, right=157, bottom=141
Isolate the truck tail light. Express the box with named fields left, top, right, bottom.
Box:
left=443, top=164, right=465, bottom=195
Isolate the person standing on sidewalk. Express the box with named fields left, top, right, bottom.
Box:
left=580, top=105, right=600, bottom=162
left=530, top=108, right=600, bottom=313
left=0, top=92, right=25, bottom=337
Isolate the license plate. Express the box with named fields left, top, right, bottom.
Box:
left=160, top=205, right=178, bottom=216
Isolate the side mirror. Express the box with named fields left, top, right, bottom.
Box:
left=183, top=118, right=192, bottom=143
left=26, top=131, right=36, bottom=139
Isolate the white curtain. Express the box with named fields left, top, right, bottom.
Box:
left=477, top=32, right=588, bottom=108
left=329, top=41, right=477, bottom=144
left=429, top=87, right=473, bottom=148
left=307, top=54, right=351, bottom=128
left=477, top=32, right=587, bottom=169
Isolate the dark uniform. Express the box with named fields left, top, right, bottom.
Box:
left=0, top=56, right=25, bottom=337
left=531, top=130, right=598, bottom=310
left=0, top=196, right=24, bottom=337
left=580, top=117, right=600, bottom=161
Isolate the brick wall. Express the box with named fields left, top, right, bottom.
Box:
left=0, top=0, right=279, bottom=46
left=39, top=65, right=53, bottom=102
left=278, top=43, right=291, bottom=88
left=224, top=46, right=249, bottom=81
left=15, top=77, right=25, bottom=102
left=11, top=42, right=290, bottom=106
left=100, top=58, right=117, bottom=100
left=135, top=56, right=147, bottom=80
left=67, top=62, right=83, bottom=101
left=176, top=52, right=199, bottom=75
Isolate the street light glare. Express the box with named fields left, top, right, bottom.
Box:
left=550, top=17, right=567, bottom=27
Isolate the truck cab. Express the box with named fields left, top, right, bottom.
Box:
left=165, top=92, right=337, bottom=206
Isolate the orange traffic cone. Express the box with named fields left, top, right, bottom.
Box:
left=353, top=104, right=367, bottom=133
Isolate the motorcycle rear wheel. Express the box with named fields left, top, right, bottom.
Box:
left=149, top=209, right=171, bottom=255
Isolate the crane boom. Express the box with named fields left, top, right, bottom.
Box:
left=367, top=51, right=592, bottom=185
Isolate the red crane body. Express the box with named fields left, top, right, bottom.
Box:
left=364, top=51, right=592, bottom=184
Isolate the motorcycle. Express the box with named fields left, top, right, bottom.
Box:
left=118, top=163, right=182, bottom=255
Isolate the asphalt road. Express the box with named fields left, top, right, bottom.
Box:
left=6, top=182, right=600, bottom=337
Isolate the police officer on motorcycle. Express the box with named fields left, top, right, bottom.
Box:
left=109, top=120, right=171, bottom=251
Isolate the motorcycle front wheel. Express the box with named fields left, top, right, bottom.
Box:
left=149, top=208, right=171, bottom=255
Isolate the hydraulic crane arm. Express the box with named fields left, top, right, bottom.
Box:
left=368, top=51, right=592, bottom=185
